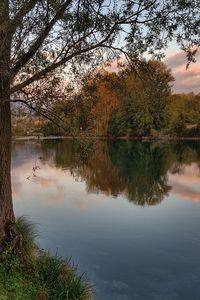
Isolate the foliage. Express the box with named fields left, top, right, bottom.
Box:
left=171, top=120, right=200, bottom=137
left=0, top=216, right=91, bottom=300
left=2, top=0, right=199, bottom=126
left=0, top=250, right=91, bottom=300
left=9, top=0, right=199, bottom=93
left=15, top=216, right=38, bottom=260
left=41, top=60, right=174, bottom=138
left=108, top=91, right=152, bottom=137
left=0, top=250, right=38, bottom=300
left=15, top=64, right=200, bottom=138
left=36, top=252, right=90, bottom=300
left=109, top=60, right=174, bottom=137
left=170, top=113, right=186, bottom=136
left=12, top=112, right=47, bottom=137
left=89, top=73, right=120, bottom=136
left=167, top=93, right=200, bottom=128
left=41, top=121, right=61, bottom=136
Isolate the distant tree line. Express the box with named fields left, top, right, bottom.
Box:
left=18, top=59, right=200, bottom=138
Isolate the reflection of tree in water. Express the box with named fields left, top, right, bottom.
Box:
left=74, top=142, right=124, bottom=196
left=41, top=139, right=124, bottom=195
left=108, top=141, right=171, bottom=206
left=40, top=139, right=200, bottom=207
left=169, top=141, right=200, bottom=174
left=52, top=140, right=124, bottom=196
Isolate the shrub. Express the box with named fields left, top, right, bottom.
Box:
left=150, top=129, right=159, bottom=139
left=170, top=113, right=186, bottom=136
left=15, top=216, right=38, bottom=260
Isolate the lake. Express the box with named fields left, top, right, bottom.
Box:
left=12, top=139, right=200, bottom=300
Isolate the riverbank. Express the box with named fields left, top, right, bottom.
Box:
left=0, top=251, right=91, bottom=300
left=13, top=135, right=200, bottom=141
left=1, top=217, right=91, bottom=300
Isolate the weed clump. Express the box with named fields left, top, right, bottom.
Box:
left=0, top=216, right=91, bottom=300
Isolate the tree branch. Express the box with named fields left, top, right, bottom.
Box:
left=9, top=0, right=38, bottom=36
left=10, top=99, right=69, bottom=133
left=11, top=0, right=72, bottom=78
left=116, top=0, right=158, bottom=25
left=11, top=25, right=117, bottom=94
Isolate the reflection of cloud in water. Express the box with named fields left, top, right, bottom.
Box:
left=12, top=160, right=69, bottom=205
left=109, top=295, right=132, bottom=300
left=12, top=140, right=200, bottom=209
left=169, top=164, right=200, bottom=203
left=170, top=183, right=200, bottom=203
left=75, top=200, right=87, bottom=209
left=74, top=193, right=110, bottom=210
left=11, top=140, right=200, bottom=300
left=111, top=280, right=128, bottom=290
left=12, top=173, right=22, bottom=201
left=12, top=190, right=21, bottom=200
left=12, top=154, right=109, bottom=209
left=47, top=194, right=64, bottom=204
left=33, top=176, right=56, bottom=187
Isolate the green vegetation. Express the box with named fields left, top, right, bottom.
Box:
left=11, top=59, right=200, bottom=139
left=12, top=114, right=45, bottom=137
left=0, top=217, right=91, bottom=300
left=167, top=94, right=200, bottom=137
left=37, top=60, right=200, bottom=139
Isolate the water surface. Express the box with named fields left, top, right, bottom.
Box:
left=12, top=139, right=200, bottom=300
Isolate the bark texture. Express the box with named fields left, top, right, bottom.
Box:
left=0, top=0, right=15, bottom=244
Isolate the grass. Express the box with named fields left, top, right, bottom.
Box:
left=0, top=217, right=91, bottom=300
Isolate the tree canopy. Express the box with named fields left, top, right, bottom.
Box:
left=40, top=60, right=174, bottom=137
left=5, top=0, right=199, bottom=112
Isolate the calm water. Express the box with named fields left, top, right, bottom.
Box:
left=12, top=139, right=200, bottom=300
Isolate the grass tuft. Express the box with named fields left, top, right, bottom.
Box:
left=36, top=251, right=91, bottom=299
left=15, top=216, right=38, bottom=259
left=0, top=216, right=91, bottom=300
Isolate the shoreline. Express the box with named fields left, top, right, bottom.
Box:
left=1, top=216, right=91, bottom=299
left=13, top=135, right=200, bottom=141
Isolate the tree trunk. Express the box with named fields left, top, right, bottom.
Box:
left=0, top=0, right=15, bottom=244
left=0, top=102, right=15, bottom=243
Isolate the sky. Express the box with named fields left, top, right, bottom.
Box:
left=105, top=47, right=200, bottom=94
left=164, top=50, right=200, bottom=94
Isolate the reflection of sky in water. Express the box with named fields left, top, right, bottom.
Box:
left=168, top=164, right=200, bottom=203
left=12, top=140, right=200, bottom=300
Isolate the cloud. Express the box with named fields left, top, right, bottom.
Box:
left=165, top=50, right=200, bottom=93
left=168, top=164, right=200, bottom=203
left=170, top=183, right=200, bottom=203
left=75, top=200, right=87, bottom=209
left=102, top=50, right=200, bottom=94
left=47, top=194, right=64, bottom=204
left=165, top=51, right=200, bottom=69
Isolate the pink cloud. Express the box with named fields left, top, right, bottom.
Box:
left=165, top=50, right=200, bottom=93
left=168, top=164, right=200, bottom=203
left=97, top=50, right=200, bottom=93
left=171, top=183, right=200, bottom=203
left=47, top=194, right=63, bottom=204
left=75, top=200, right=87, bottom=209
left=165, top=51, right=200, bottom=69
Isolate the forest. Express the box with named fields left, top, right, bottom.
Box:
left=13, top=60, right=200, bottom=139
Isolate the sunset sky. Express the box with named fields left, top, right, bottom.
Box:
left=165, top=50, right=200, bottom=94
left=106, top=48, right=200, bottom=94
